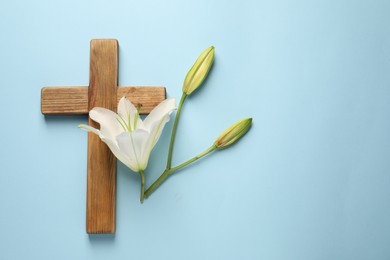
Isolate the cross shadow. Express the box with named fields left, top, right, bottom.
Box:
left=88, top=233, right=116, bottom=245
left=43, top=115, right=88, bottom=125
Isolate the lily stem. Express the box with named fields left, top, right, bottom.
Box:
left=145, top=145, right=216, bottom=198
left=166, top=93, right=187, bottom=170
left=139, top=170, right=145, bottom=203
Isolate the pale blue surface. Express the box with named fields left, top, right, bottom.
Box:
left=1, top=0, right=390, bottom=259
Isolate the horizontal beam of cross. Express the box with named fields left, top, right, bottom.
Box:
left=41, top=86, right=166, bottom=115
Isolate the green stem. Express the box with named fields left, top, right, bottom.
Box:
left=139, top=170, right=145, bottom=203
left=144, top=169, right=170, bottom=199
left=145, top=145, right=216, bottom=198
left=166, top=93, right=187, bottom=169
left=170, top=145, right=216, bottom=173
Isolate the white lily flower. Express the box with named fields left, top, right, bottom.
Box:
left=79, top=97, right=176, bottom=173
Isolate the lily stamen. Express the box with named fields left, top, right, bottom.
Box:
left=134, top=103, right=142, bottom=130
left=127, top=112, right=132, bottom=132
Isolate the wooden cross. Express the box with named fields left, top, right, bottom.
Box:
left=41, top=39, right=166, bottom=234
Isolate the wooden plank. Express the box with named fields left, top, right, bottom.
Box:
left=41, top=87, right=88, bottom=115
left=41, top=86, right=166, bottom=115
left=86, top=39, right=118, bottom=234
left=117, top=86, right=166, bottom=113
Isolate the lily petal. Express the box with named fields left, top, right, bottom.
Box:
left=140, top=113, right=172, bottom=168
left=89, top=108, right=123, bottom=140
left=117, top=96, right=145, bottom=131
left=78, top=123, right=138, bottom=171
left=101, top=136, right=139, bottom=173
left=116, top=130, right=149, bottom=172
left=78, top=124, right=100, bottom=136
left=78, top=124, right=131, bottom=167
left=143, top=98, right=176, bottom=129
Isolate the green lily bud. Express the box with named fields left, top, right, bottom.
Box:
left=182, top=46, right=215, bottom=95
left=214, top=118, right=252, bottom=149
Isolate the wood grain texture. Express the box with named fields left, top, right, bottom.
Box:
left=87, top=39, right=118, bottom=234
left=41, top=87, right=88, bottom=115
left=41, top=86, right=166, bottom=115
left=117, top=86, right=166, bottom=113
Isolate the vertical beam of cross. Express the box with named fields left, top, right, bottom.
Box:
left=41, top=39, right=166, bottom=234
left=87, top=39, right=118, bottom=233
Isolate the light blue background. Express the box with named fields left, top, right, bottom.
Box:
left=1, top=0, right=389, bottom=259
